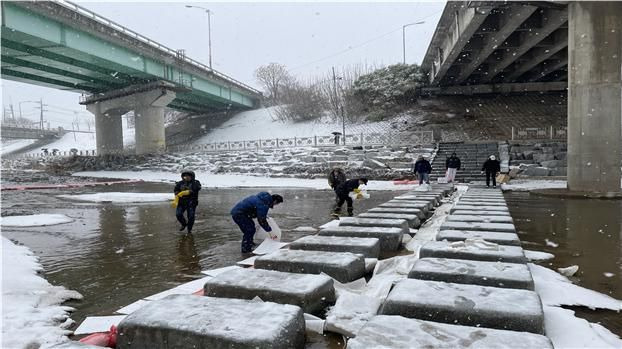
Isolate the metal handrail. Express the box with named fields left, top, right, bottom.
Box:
left=52, top=0, right=262, bottom=96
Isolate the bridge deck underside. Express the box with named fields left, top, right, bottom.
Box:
left=0, top=2, right=256, bottom=113
left=424, top=2, right=569, bottom=88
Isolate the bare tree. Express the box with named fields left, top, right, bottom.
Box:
left=254, top=63, right=291, bottom=103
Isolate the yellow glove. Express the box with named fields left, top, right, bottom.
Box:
left=177, top=190, right=191, bottom=197
left=353, top=188, right=361, bottom=194
left=171, top=195, right=179, bottom=208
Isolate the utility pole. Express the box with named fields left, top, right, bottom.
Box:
left=207, top=9, right=212, bottom=69
left=39, top=98, right=44, bottom=130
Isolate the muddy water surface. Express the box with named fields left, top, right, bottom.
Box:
left=505, top=192, right=622, bottom=335
left=1, top=181, right=396, bottom=348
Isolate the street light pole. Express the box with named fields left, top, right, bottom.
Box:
left=402, top=21, right=425, bottom=64
left=185, top=5, right=213, bottom=69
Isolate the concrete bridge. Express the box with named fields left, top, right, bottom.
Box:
left=1, top=1, right=262, bottom=154
left=421, top=1, right=621, bottom=194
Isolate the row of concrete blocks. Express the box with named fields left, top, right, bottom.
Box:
left=350, top=188, right=554, bottom=348
left=112, top=185, right=454, bottom=348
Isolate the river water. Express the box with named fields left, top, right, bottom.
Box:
left=2, top=182, right=621, bottom=345
left=1, top=182, right=397, bottom=348
left=505, top=191, right=622, bottom=335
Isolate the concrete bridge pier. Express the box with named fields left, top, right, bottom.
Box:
left=567, top=1, right=622, bottom=194
left=134, top=89, right=176, bottom=154
left=85, top=103, right=127, bottom=155
left=81, top=81, right=182, bottom=156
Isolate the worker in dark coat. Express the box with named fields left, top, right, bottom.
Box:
left=333, top=178, right=368, bottom=217
left=413, top=155, right=432, bottom=185
left=231, top=192, right=284, bottom=253
left=481, top=155, right=501, bottom=188
left=445, top=152, right=461, bottom=183
left=173, top=171, right=202, bottom=233
left=328, top=168, right=347, bottom=203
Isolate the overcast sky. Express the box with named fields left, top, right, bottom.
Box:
left=1, top=1, right=445, bottom=128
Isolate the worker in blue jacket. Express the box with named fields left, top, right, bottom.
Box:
left=231, top=192, right=284, bottom=253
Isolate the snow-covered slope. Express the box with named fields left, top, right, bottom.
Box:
left=193, top=106, right=410, bottom=144
left=1, top=139, right=37, bottom=156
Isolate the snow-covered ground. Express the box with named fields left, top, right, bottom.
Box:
left=58, top=192, right=172, bottom=203
left=72, top=170, right=420, bottom=191
left=1, top=214, right=74, bottom=227
left=1, top=139, right=37, bottom=156
left=23, top=122, right=135, bottom=155
left=501, top=179, right=567, bottom=192
left=1, top=237, right=82, bottom=348
left=193, top=106, right=410, bottom=144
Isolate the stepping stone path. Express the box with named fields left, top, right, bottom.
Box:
left=380, top=279, right=544, bottom=333
left=349, top=316, right=552, bottom=349
left=367, top=207, right=426, bottom=220
left=117, top=294, right=305, bottom=349
left=380, top=186, right=550, bottom=346
left=289, top=235, right=381, bottom=258
left=255, top=249, right=365, bottom=283
left=203, top=268, right=335, bottom=314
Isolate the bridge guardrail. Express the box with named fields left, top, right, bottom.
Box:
left=167, top=130, right=434, bottom=153
left=511, top=126, right=567, bottom=140
left=53, top=0, right=262, bottom=96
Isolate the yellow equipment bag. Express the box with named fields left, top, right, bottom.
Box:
left=171, top=190, right=191, bottom=208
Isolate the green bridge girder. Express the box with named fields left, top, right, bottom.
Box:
left=1, top=1, right=260, bottom=113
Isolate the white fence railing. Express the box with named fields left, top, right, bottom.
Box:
left=511, top=126, right=567, bottom=140
left=167, top=131, right=434, bottom=153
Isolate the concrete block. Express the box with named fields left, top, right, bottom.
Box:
left=522, top=166, right=551, bottom=176
left=337, top=217, right=409, bottom=234
left=409, top=258, right=534, bottom=290
left=319, top=226, right=403, bottom=252
left=389, top=198, right=435, bottom=210
left=348, top=315, right=552, bottom=349
left=255, top=249, right=365, bottom=283
left=457, top=200, right=508, bottom=207
left=452, top=210, right=511, bottom=216
left=367, top=207, right=426, bottom=220
left=437, top=230, right=521, bottom=246
left=451, top=205, right=509, bottom=213
left=380, top=201, right=430, bottom=211
left=459, top=197, right=507, bottom=203
left=419, top=240, right=527, bottom=264
left=447, top=215, right=513, bottom=224
left=116, top=295, right=305, bottom=349
left=380, top=279, right=544, bottom=333
left=441, top=221, right=516, bottom=233
left=204, top=268, right=335, bottom=314
left=357, top=212, right=420, bottom=228
left=289, top=235, right=380, bottom=258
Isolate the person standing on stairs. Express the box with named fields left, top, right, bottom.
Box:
left=481, top=155, right=501, bottom=188
left=413, top=155, right=432, bottom=185
left=445, top=152, right=461, bottom=183
left=333, top=178, right=368, bottom=217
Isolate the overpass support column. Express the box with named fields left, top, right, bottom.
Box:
left=86, top=104, right=126, bottom=155
left=567, top=1, right=622, bottom=194
left=134, top=89, right=176, bottom=154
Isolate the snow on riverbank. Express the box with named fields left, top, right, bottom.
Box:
left=58, top=192, right=172, bottom=203
left=193, top=106, right=406, bottom=144
left=72, top=170, right=420, bottom=191
left=501, top=179, right=567, bottom=192
left=1, top=214, right=73, bottom=227
left=1, top=237, right=82, bottom=348
left=1, top=139, right=37, bottom=156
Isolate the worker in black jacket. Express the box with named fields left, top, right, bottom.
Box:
left=173, top=171, right=202, bottom=233
left=332, top=178, right=368, bottom=217
left=481, top=155, right=501, bottom=188
left=445, top=152, right=461, bottom=183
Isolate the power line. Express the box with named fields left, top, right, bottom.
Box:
left=289, top=10, right=442, bottom=72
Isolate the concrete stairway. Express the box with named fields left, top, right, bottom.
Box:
left=430, top=142, right=499, bottom=183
